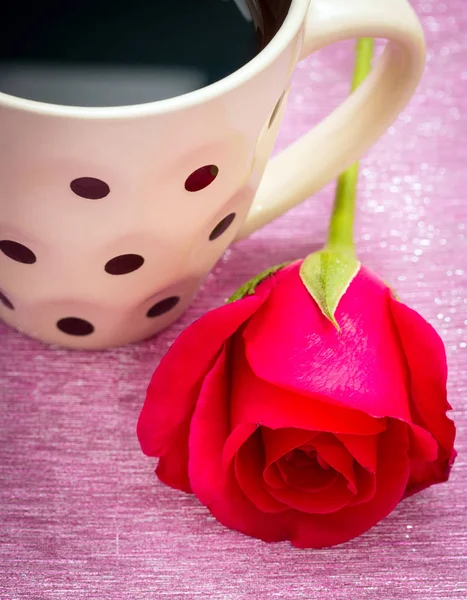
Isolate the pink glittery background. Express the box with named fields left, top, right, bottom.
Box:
left=1, top=1, right=466, bottom=598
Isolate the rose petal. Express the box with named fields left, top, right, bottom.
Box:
left=388, top=296, right=456, bottom=489
left=234, top=431, right=289, bottom=513
left=189, top=347, right=294, bottom=542
left=231, top=338, right=386, bottom=435
left=336, top=433, right=378, bottom=473
left=137, top=293, right=266, bottom=457
left=408, top=424, right=438, bottom=462
left=312, top=434, right=357, bottom=494
left=269, top=473, right=353, bottom=514
left=276, top=455, right=338, bottom=492
left=222, top=423, right=258, bottom=469
left=350, top=464, right=377, bottom=505
left=155, top=421, right=192, bottom=492
left=262, top=428, right=337, bottom=492
left=263, top=463, right=287, bottom=490
left=262, top=427, right=317, bottom=466
left=406, top=424, right=449, bottom=495
left=243, top=265, right=412, bottom=422
left=189, top=351, right=411, bottom=547
left=290, top=420, right=410, bottom=548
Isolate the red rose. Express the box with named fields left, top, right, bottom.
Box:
left=137, top=262, right=456, bottom=548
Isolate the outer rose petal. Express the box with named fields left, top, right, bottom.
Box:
left=189, top=346, right=294, bottom=542
left=231, top=337, right=386, bottom=435
left=156, top=421, right=191, bottom=492
left=243, top=265, right=413, bottom=422
left=388, top=297, right=456, bottom=491
left=137, top=268, right=287, bottom=458
left=290, top=420, right=411, bottom=548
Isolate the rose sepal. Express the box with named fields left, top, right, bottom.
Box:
left=299, top=249, right=360, bottom=331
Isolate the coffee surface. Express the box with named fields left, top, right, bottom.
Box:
left=0, top=0, right=290, bottom=106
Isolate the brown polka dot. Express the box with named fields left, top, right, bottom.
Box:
left=185, top=165, right=219, bottom=192
left=105, top=254, right=144, bottom=275
left=0, top=240, right=36, bottom=264
left=70, top=177, right=110, bottom=199
left=0, top=291, right=14, bottom=310
left=57, top=317, right=94, bottom=336
left=147, top=296, right=180, bottom=318
left=209, top=213, right=236, bottom=241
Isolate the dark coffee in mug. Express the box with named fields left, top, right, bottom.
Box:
left=0, top=0, right=291, bottom=107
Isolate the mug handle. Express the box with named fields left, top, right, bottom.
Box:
left=235, top=0, right=425, bottom=240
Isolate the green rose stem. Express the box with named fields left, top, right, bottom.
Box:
left=229, top=39, right=375, bottom=321
left=299, top=38, right=375, bottom=329
left=327, top=38, right=375, bottom=256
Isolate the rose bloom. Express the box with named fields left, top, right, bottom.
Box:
left=137, top=263, right=456, bottom=548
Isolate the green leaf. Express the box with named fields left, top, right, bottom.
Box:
left=300, top=250, right=360, bottom=330
left=228, top=262, right=291, bottom=303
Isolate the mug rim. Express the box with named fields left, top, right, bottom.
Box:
left=0, top=0, right=308, bottom=119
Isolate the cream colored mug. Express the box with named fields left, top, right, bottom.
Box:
left=0, top=0, right=425, bottom=349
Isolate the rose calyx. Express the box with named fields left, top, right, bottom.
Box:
left=300, top=249, right=361, bottom=330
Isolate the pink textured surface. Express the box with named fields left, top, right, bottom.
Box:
left=1, top=1, right=466, bottom=598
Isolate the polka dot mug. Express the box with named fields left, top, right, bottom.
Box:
left=0, top=0, right=425, bottom=349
